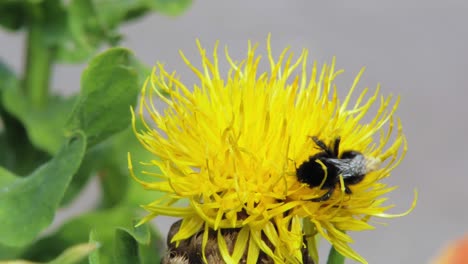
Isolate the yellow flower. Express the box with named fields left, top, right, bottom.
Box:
left=129, top=36, right=417, bottom=264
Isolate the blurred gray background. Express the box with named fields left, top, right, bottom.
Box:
left=1, top=1, right=467, bottom=263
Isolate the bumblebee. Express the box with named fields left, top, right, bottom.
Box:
left=296, top=136, right=378, bottom=202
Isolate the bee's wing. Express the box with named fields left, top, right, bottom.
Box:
left=327, top=156, right=367, bottom=178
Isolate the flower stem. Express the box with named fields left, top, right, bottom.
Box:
left=23, top=4, right=52, bottom=108
left=327, top=246, right=346, bottom=264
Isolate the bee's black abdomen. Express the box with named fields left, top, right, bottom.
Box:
left=296, top=155, right=337, bottom=189
left=296, top=158, right=324, bottom=187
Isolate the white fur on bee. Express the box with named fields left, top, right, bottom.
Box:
left=326, top=155, right=381, bottom=179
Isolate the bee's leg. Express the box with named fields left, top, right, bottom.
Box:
left=288, top=157, right=297, bottom=170
left=344, top=185, right=352, bottom=194
left=312, top=136, right=333, bottom=156
left=310, top=186, right=335, bottom=202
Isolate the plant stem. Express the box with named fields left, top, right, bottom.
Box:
left=327, top=246, right=346, bottom=264
left=23, top=4, right=52, bottom=108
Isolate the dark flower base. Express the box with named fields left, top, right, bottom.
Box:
left=161, top=220, right=314, bottom=264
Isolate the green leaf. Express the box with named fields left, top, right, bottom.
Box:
left=0, top=60, right=51, bottom=175
left=59, top=0, right=191, bottom=62
left=327, top=246, right=346, bottom=264
left=97, top=121, right=164, bottom=208
left=91, top=0, right=148, bottom=29
left=0, top=120, right=51, bottom=176
left=59, top=0, right=110, bottom=62
left=0, top=243, right=23, bottom=260
left=65, top=119, right=163, bottom=208
left=114, top=223, right=161, bottom=264
left=60, top=146, right=104, bottom=206
left=41, top=0, right=69, bottom=47
left=114, top=229, right=140, bottom=264
left=0, top=132, right=87, bottom=247
left=151, top=0, right=193, bottom=16
left=2, top=88, right=77, bottom=154
left=59, top=0, right=135, bottom=62
left=0, top=59, right=18, bottom=124
left=2, top=54, right=69, bottom=158
left=0, top=2, right=26, bottom=31
left=0, top=116, right=51, bottom=176
left=123, top=220, right=151, bottom=245
left=98, top=164, right=129, bottom=208
left=1, top=243, right=98, bottom=264
left=21, top=207, right=135, bottom=263
left=47, top=243, right=98, bottom=264
left=21, top=207, right=163, bottom=264
left=66, top=48, right=139, bottom=147
left=134, top=225, right=163, bottom=264
left=0, top=59, right=17, bottom=92
left=0, top=61, right=17, bottom=170
left=88, top=230, right=101, bottom=264
left=0, top=166, right=18, bottom=186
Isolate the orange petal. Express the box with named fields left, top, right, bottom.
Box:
left=432, top=235, right=468, bottom=264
